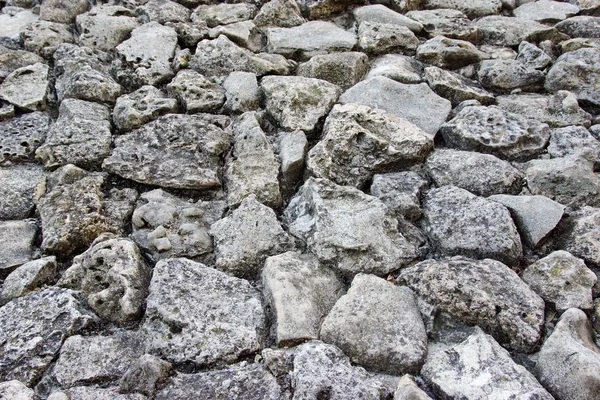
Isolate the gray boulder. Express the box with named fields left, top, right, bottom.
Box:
left=400, top=257, right=545, bottom=352
left=0, top=380, right=34, bottom=400
left=20, top=20, right=76, bottom=58
left=406, top=9, right=481, bottom=43
left=48, top=387, right=146, bottom=400
left=279, top=130, right=308, bottom=186
left=76, top=6, right=140, bottom=52
left=222, top=71, right=260, bottom=113
left=423, top=0, right=502, bottom=18
left=424, top=66, right=494, bottom=106
left=477, top=59, right=545, bottom=92
left=119, top=354, right=172, bottom=398
left=137, top=0, right=190, bottom=24
left=394, top=375, right=432, bottom=400
left=142, top=258, right=265, bottom=367
left=164, top=20, right=207, bottom=48
left=1, top=256, right=57, bottom=305
left=0, top=220, right=37, bottom=275
left=422, top=186, right=523, bottom=264
left=40, top=0, right=89, bottom=23
left=353, top=4, right=423, bottom=33
left=358, top=22, right=419, bottom=55
left=475, top=16, right=566, bottom=46
left=0, top=9, right=38, bottom=42
left=366, top=54, right=423, bottom=83
left=321, top=274, right=427, bottom=375
left=253, top=0, right=305, bottom=28
left=560, top=37, right=600, bottom=53
left=564, top=0, right=599, bottom=14
left=0, top=165, right=46, bottom=220
left=0, top=62, right=49, bottom=111
left=563, top=207, right=600, bottom=265
left=113, top=85, right=178, bottom=132
left=545, top=48, right=600, bottom=106
left=103, top=114, right=232, bottom=190
left=370, top=171, right=428, bottom=221
left=297, top=52, right=369, bottom=90
left=166, top=69, right=224, bottom=113
left=0, top=45, right=43, bottom=82
left=517, top=41, right=553, bottom=70
left=513, top=0, right=579, bottom=22
left=556, top=16, right=600, bottom=38
left=207, top=20, right=263, bottom=53
left=339, top=77, right=451, bottom=136
left=306, top=103, right=433, bottom=188
left=416, top=36, right=485, bottom=69
left=284, top=178, right=417, bottom=276
left=191, top=3, right=257, bottom=27
left=548, top=126, right=600, bottom=164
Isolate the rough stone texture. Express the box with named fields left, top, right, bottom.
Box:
left=0, top=9, right=38, bottom=41
left=556, top=16, right=600, bottom=38
left=254, top=0, right=305, bottom=28
left=514, top=0, right=579, bottom=22
left=424, top=0, right=502, bottom=18
left=358, top=22, right=419, bottom=55
left=261, top=75, right=340, bottom=134
left=167, top=70, right=224, bottom=113
left=284, top=178, right=417, bottom=276
left=545, top=48, right=600, bottom=106
left=0, top=45, right=43, bottom=82
left=142, top=258, right=265, bottom=367
left=489, top=194, right=564, bottom=248
left=422, top=328, right=553, bottom=399
left=416, top=36, right=484, bottom=70
left=0, top=165, right=46, bottom=220
left=164, top=21, right=207, bottom=48
left=40, top=0, right=89, bottom=23
left=0, top=288, right=96, bottom=385
left=517, top=41, right=553, bottom=70
left=48, top=387, right=146, bottom=400
left=279, top=130, right=308, bottom=186
left=477, top=59, right=545, bottom=92
left=76, top=6, right=140, bottom=52
left=137, top=0, right=191, bottom=24
left=475, top=16, right=566, bottom=46
left=0, top=380, right=34, bottom=400
left=131, top=189, right=225, bottom=263
left=422, top=186, right=523, bottom=264
left=222, top=71, right=260, bottom=113
left=560, top=37, right=600, bottom=53
left=266, top=21, right=357, bottom=60
left=370, top=171, right=428, bottom=221
left=0, top=62, right=49, bottom=111
left=1, top=256, right=57, bottom=305
left=563, top=207, right=600, bottom=265
left=548, top=126, right=600, bottom=164
left=424, top=66, right=494, bottom=106
left=536, top=308, right=600, bottom=400
left=262, top=251, right=343, bottom=346
left=339, top=76, right=451, bottom=136
left=425, top=149, right=523, bottom=197
left=406, top=9, right=480, bottom=42
left=366, top=54, right=423, bottom=83
left=0, top=219, right=38, bottom=274
left=306, top=103, right=433, bottom=188
left=103, top=114, right=231, bottom=190
left=35, top=98, right=112, bottom=168
left=353, top=4, right=423, bottom=32
left=394, top=375, right=432, bottom=400
left=0, top=112, right=50, bottom=163
left=191, top=3, right=257, bottom=27
left=207, top=20, right=263, bottom=53
left=20, top=20, right=76, bottom=58
left=440, top=105, right=550, bottom=161
left=297, top=52, right=369, bottom=90
left=119, top=354, right=172, bottom=398
left=321, top=274, right=427, bottom=375
left=113, top=86, right=178, bottom=132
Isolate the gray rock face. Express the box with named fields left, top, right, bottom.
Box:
left=254, top=0, right=305, bottom=28
left=266, top=21, right=357, bottom=60
left=138, top=0, right=190, bottom=24
left=517, top=41, right=553, bottom=70
left=103, top=114, right=231, bottom=190
left=211, top=196, right=290, bottom=278
left=0, top=219, right=37, bottom=274
left=560, top=37, right=600, bottom=53
left=0, top=9, right=38, bottom=41
left=0, top=45, right=43, bottom=82
left=545, top=48, right=600, bottom=106
left=424, top=66, right=494, bottom=106
left=422, top=328, right=553, bottom=399
left=406, top=9, right=480, bottom=42
left=207, top=20, right=263, bottom=53
left=0, top=165, right=46, bottom=220
left=191, top=3, right=257, bottom=27
left=422, top=186, right=523, bottom=264
left=164, top=20, right=207, bottom=48
left=76, top=6, right=140, bottom=52
left=119, top=354, right=172, bottom=398
left=358, top=22, right=419, bottom=55
left=0, top=380, right=34, bottom=400
left=113, top=86, right=178, bottom=132
left=20, top=20, right=76, bottom=58
left=394, top=375, right=432, bottom=400
left=477, top=59, right=545, bottom=92
left=0, top=288, right=96, bottom=385
left=321, top=274, right=427, bottom=375
left=548, top=126, right=600, bottom=164
left=222, top=71, right=260, bottom=113
left=48, top=387, right=146, bottom=400
left=440, top=105, right=550, bottom=161
left=366, top=54, right=423, bottom=83
left=563, top=207, right=600, bottom=265
left=416, top=36, right=484, bottom=70
left=0, top=112, right=50, bottom=163
left=306, top=103, right=433, bottom=188
left=262, top=251, right=343, bottom=346
left=370, top=171, right=428, bottom=221
left=131, top=189, right=225, bottom=263
left=0, top=62, right=49, bottom=111
left=40, top=0, right=89, bottom=23
left=425, top=149, right=523, bottom=197
left=353, top=4, right=423, bottom=33
left=297, top=52, right=369, bottom=90
left=1, top=256, right=57, bottom=304
left=536, top=308, right=600, bottom=400
left=521, top=251, right=596, bottom=312
left=142, top=258, right=265, bottom=367
left=514, top=0, right=579, bottom=22
left=36, top=99, right=112, bottom=168
left=475, top=16, right=565, bottom=46
left=424, top=0, right=502, bottom=17
left=400, top=257, right=545, bottom=352
left=339, top=77, right=451, bottom=136
left=284, top=178, right=417, bottom=276
left=167, top=70, right=224, bottom=113
left=556, top=16, right=600, bottom=38
left=261, top=75, right=340, bottom=134
left=279, top=130, right=308, bottom=186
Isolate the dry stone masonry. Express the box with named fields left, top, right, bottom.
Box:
left=1, top=0, right=600, bottom=399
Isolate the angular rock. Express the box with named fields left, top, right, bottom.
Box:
left=113, top=86, right=178, bottom=132
left=517, top=41, right=553, bottom=70
left=424, top=0, right=502, bottom=18
left=191, top=3, right=257, bottom=27
left=76, top=6, right=140, bottom=52
left=422, top=328, right=553, bottom=399
left=0, top=112, right=49, bottom=163
left=266, top=21, right=357, bottom=60
left=416, top=36, right=484, bottom=70
left=440, top=105, right=550, bottom=160
left=164, top=21, right=207, bottom=48
left=422, top=186, right=523, bottom=264
left=0, top=62, right=49, bottom=111
left=0, top=219, right=37, bottom=275
left=394, top=375, right=432, bottom=400
left=358, top=22, right=419, bottom=55
left=400, top=257, right=545, bottom=351
left=207, top=20, right=263, bottom=53
left=563, top=207, right=600, bottom=265
left=306, top=103, right=433, bottom=188
left=370, top=171, right=428, bottom=221
left=262, top=251, right=343, bottom=346
left=253, top=0, right=305, bottom=28
left=119, top=354, right=172, bottom=398
left=225, top=113, right=282, bottom=208
left=296, top=0, right=366, bottom=19
left=0, top=9, right=38, bottom=41
left=545, top=48, right=600, bottom=106
left=489, top=195, right=564, bottom=248
left=222, top=71, right=260, bottom=113
left=279, top=130, right=308, bottom=186
left=564, top=0, right=600, bottom=14
left=40, top=0, right=89, bottom=23
left=35, top=99, right=112, bottom=168
left=477, top=59, right=545, bottom=92
left=424, top=66, right=494, bottom=106
left=261, top=75, right=340, bottom=134
left=560, top=37, right=600, bottom=53
left=406, top=9, right=481, bottom=43
left=425, top=149, right=523, bottom=197
left=297, top=52, right=369, bottom=90
left=321, top=274, right=427, bottom=375
left=20, top=20, right=76, bottom=58
left=166, top=69, right=224, bottom=113
left=475, top=16, right=566, bottom=46
left=0, top=45, right=43, bottom=82
left=284, top=178, right=417, bottom=276
left=536, top=308, right=600, bottom=400
left=548, top=126, right=600, bottom=164
left=0, top=165, right=46, bottom=220
left=514, top=0, right=579, bottom=22
left=103, top=114, right=231, bottom=190
left=353, top=4, right=423, bottom=33
left=0, top=288, right=96, bottom=385
left=366, top=54, right=423, bottom=83
left=340, top=77, right=451, bottom=136
left=142, top=258, right=265, bottom=366
left=137, top=0, right=190, bottom=24
left=0, top=381, right=34, bottom=400
left=1, top=256, right=57, bottom=304
left=556, top=16, right=600, bottom=38
left=48, top=387, right=146, bottom=400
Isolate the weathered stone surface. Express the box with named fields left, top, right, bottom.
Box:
left=191, top=3, right=257, bottom=27
left=297, top=52, right=368, bottom=90
left=266, top=21, right=357, bottom=60
left=424, top=0, right=502, bottom=18
left=207, top=20, right=263, bottom=53
left=358, top=22, right=419, bottom=55
left=517, top=41, right=553, bottom=70
left=556, top=16, right=600, bottom=38
left=416, top=36, right=485, bottom=70
left=284, top=178, right=417, bottom=276
left=422, top=328, right=553, bottom=399
left=595, top=298, right=600, bottom=333
left=279, top=130, right=307, bottom=186
left=222, top=71, right=260, bottom=113
left=0, top=219, right=37, bottom=274
left=514, top=0, right=579, bottom=22
left=406, top=9, right=480, bottom=43
left=119, top=354, right=172, bottom=398
left=225, top=113, right=282, bottom=208
left=477, top=59, right=545, bottom=92
left=0, top=112, right=49, bottom=163
left=353, top=4, right=423, bottom=33
left=0, top=288, right=96, bottom=385
left=131, top=189, right=225, bottom=263
left=261, top=75, right=340, bottom=134
left=563, top=207, right=600, bottom=265
left=548, top=126, right=600, bottom=165
left=103, top=114, right=231, bottom=190
left=321, top=274, right=427, bottom=375
left=0, top=165, right=45, bottom=220
left=0, top=9, right=38, bottom=41
left=1, top=256, right=57, bottom=304
left=536, top=308, right=600, bottom=400
left=113, top=86, right=178, bottom=132
left=307, top=103, right=433, bottom=188
left=545, top=48, right=600, bottom=106
left=76, top=6, right=140, bottom=52
left=394, top=375, right=432, bottom=400
left=560, top=37, right=600, bottom=53
left=254, top=0, right=305, bottom=28
left=440, top=105, right=550, bottom=161
left=40, top=0, right=89, bottom=23
left=0, top=380, right=34, bottom=400
left=0, top=45, right=43, bottom=82
left=48, top=387, right=146, bottom=400
left=489, top=195, right=564, bottom=248
left=475, top=16, right=566, bottom=46
left=137, top=0, right=190, bottom=24
left=296, top=0, right=367, bottom=19
left=142, top=258, right=265, bottom=366
left=340, top=77, right=451, bottom=136
left=0, top=62, right=49, bottom=111
left=262, top=251, right=343, bottom=346
left=164, top=20, right=207, bottom=48
left=422, top=186, right=523, bottom=264
left=400, top=257, right=545, bottom=352
left=424, top=66, right=494, bottom=106
left=20, top=20, right=75, bottom=58
left=166, top=70, right=224, bottom=113
left=370, top=171, right=428, bottom=221
left=565, top=0, right=600, bottom=14
left=36, top=99, right=112, bottom=168
left=366, top=54, right=423, bottom=83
